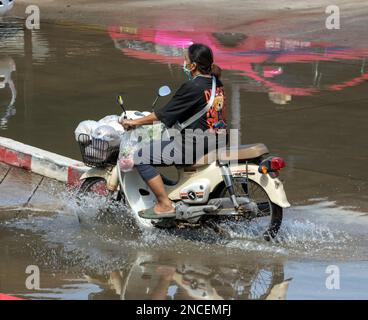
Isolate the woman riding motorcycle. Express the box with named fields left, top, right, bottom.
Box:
left=121, top=43, right=226, bottom=219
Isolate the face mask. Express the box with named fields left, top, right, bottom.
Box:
left=183, top=61, right=193, bottom=80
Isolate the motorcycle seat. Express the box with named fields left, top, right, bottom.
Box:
left=191, top=143, right=269, bottom=168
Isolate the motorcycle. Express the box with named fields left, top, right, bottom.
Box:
left=77, top=85, right=290, bottom=241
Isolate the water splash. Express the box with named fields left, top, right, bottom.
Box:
left=2, top=196, right=368, bottom=272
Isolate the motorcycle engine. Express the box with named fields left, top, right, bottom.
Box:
left=179, top=179, right=210, bottom=204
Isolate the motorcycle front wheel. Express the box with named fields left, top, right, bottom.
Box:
left=75, top=177, right=125, bottom=223
left=78, top=177, right=123, bottom=202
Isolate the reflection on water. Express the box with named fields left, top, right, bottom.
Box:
left=0, top=0, right=14, bottom=16
left=0, top=55, right=16, bottom=128
left=0, top=18, right=50, bottom=130
left=0, top=221, right=288, bottom=300
left=83, top=252, right=286, bottom=300
left=0, top=176, right=367, bottom=300
left=1, top=197, right=368, bottom=299
left=108, top=27, right=368, bottom=99
left=0, top=19, right=50, bottom=62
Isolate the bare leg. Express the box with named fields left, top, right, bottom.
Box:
left=146, top=175, right=174, bottom=214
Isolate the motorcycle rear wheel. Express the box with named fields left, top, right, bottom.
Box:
left=216, top=179, right=283, bottom=241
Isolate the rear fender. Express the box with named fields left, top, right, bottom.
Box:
left=230, top=163, right=290, bottom=208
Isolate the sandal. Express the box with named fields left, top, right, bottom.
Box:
left=139, top=204, right=176, bottom=219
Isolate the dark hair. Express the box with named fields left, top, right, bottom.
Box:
left=188, top=43, right=222, bottom=79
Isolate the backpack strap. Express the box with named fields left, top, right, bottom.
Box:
left=173, top=76, right=216, bottom=131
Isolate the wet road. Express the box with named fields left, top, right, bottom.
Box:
left=1, top=16, right=368, bottom=299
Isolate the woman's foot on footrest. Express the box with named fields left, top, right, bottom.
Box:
left=139, top=204, right=176, bottom=219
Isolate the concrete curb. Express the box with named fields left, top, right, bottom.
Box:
left=0, top=293, right=23, bottom=300
left=0, top=136, right=89, bottom=186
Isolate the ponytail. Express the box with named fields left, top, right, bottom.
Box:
left=211, top=63, right=222, bottom=80
left=188, top=43, right=222, bottom=79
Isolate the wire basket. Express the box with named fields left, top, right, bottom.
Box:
left=78, top=133, right=119, bottom=168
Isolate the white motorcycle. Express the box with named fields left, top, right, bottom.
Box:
left=77, top=86, right=290, bottom=241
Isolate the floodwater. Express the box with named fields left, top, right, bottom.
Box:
left=1, top=17, right=368, bottom=299
left=1, top=195, right=368, bottom=300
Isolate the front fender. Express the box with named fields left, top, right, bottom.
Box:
left=80, top=167, right=111, bottom=181
left=230, top=164, right=291, bottom=208
left=80, top=166, right=119, bottom=191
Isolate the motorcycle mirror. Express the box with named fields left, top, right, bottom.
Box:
left=158, top=85, right=171, bottom=97
left=152, top=86, right=171, bottom=110
left=116, top=95, right=127, bottom=118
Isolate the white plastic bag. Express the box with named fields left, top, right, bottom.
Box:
left=74, top=120, right=99, bottom=141
left=118, top=130, right=139, bottom=172
left=98, top=115, right=120, bottom=125
left=92, top=125, right=121, bottom=147
left=98, top=115, right=125, bottom=134
left=118, top=123, right=165, bottom=172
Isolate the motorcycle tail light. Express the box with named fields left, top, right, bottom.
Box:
left=258, top=156, right=286, bottom=174
left=271, top=157, right=286, bottom=171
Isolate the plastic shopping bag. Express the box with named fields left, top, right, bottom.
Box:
left=74, top=120, right=99, bottom=141
left=118, top=123, right=165, bottom=172
left=98, top=115, right=125, bottom=134
left=118, top=129, right=138, bottom=172
left=92, top=125, right=122, bottom=147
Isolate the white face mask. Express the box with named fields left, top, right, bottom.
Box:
left=183, top=60, right=193, bottom=80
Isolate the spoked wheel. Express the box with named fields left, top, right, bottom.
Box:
left=248, top=264, right=285, bottom=299
left=217, top=179, right=283, bottom=241
left=214, top=263, right=285, bottom=299
left=78, top=177, right=123, bottom=201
